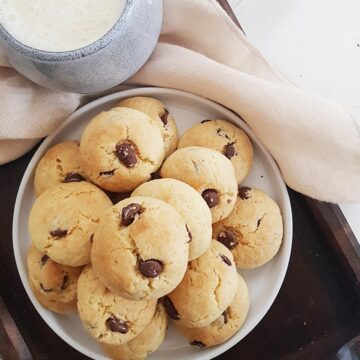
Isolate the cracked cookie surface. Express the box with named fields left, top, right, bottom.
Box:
left=132, top=178, right=212, bottom=261
left=213, top=187, right=283, bottom=269
left=101, top=303, right=168, bottom=360
left=178, top=120, right=253, bottom=184
left=80, top=107, right=165, bottom=192
left=160, top=147, right=238, bottom=223
left=77, top=265, right=157, bottom=345
left=165, top=240, right=237, bottom=328
left=91, top=196, right=189, bottom=300
left=27, top=246, right=82, bottom=314
left=29, top=182, right=112, bottom=266
left=34, top=141, right=87, bottom=196
left=176, top=273, right=249, bottom=347
left=117, top=96, right=178, bottom=159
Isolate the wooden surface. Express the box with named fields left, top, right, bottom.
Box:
left=0, top=2, right=359, bottom=360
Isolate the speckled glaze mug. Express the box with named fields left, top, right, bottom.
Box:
left=0, top=0, right=163, bottom=94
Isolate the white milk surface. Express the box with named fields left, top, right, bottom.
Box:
left=0, top=0, right=126, bottom=52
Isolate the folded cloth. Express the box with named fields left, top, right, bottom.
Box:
left=0, top=0, right=359, bottom=203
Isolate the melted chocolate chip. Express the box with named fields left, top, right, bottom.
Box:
left=257, top=218, right=262, bottom=228
left=106, top=317, right=129, bottom=334
left=40, top=283, right=52, bottom=292
left=186, top=225, right=192, bottom=243
left=99, top=169, right=115, bottom=177
left=217, top=231, right=238, bottom=250
left=220, top=254, right=232, bottom=266
left=63, top=172, right=85, bottom=183
left=160, top=108, right=169, bottom=126
left=90, top=234, right=94, bottom=243
left=201, top=189, right=220, bottom=208
left=238, top=187, right=251, bottom=200
left=190, top=340, right=206, bottom=348
left=222, top=310, right=228, bottom=324
left=121, top=203, right=142, bottom=226
left=115, top=141, right=138, bottom=168
left=138, top=259, right=163, bottom=278
left=223, top=142, right=236, bottom=159
left=200, top=119, right=211, bottom=124
left=163, top=296, right=180, bottom=320
left=40, top=255, right=49, bottom=266
left=60, top=275, right=68, bottom=290
left=50, top=229, right=67, bottom=238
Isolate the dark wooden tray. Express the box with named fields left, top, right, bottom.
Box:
left=1, top=2, right=359, bottom=359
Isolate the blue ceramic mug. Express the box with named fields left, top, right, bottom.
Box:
left=0, top=0, right=163, bottom=94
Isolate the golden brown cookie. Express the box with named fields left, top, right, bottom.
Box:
left=164, top=240, right=237, bottom=328
left=176, top=274, right=249, bottom=348
left=178, top=120, right=253, bottom=184
left=27, top=246, right=82, bottom=314
left=34, top=141, right=87, bottom=196
left=101, top=303, right=168, bottom=360
left=80, top=107, right=165, bottom=192
left=117, top=97, right=178, bottom=158
left=77, top=265, right=157, bottom=345
left=91, top=196, right=190, bottom=300
left=29, top=182, right=112, bottom=266
left=160, top=147, right=238, bottom=223
left=213, top=187, right=283, bottom=269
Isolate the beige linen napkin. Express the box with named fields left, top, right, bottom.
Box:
left=0, top=0, right=359, bottom=203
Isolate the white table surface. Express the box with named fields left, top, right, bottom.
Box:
left=229, top=0, right=360, bottom=243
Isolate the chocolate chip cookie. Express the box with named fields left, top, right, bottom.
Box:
left=117, top=96, right=178, bottom=158
left=131, top=178, right=212, bottom=260
left=176, top=273, right=249, bottom=347
left=164, top=240, right=238, bottom=328
left=80, top=107, right=165, bottom=192
left=34, top=141, right=87, bottom=196
left=213, top=187, right=283, bottom=269
left=101, top=303, right=168, bottom=360
left=29, top=182, right=112, bottom=266
left=178, top=120, right=253, bottom=184
left=160, top=147, right=238, bottom=223
left=91, top=196, right=190, bottom=300
left=77, top=265, right=157, bottom=345
left=27, top=246, right=82, bottom=314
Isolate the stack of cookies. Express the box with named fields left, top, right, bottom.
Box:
left=27, top=96, right=283, bottom=359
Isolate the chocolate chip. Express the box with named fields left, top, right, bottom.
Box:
left=200, top=119, right=211, bottom=124
left=50, top=229, right=67, bottom=238
left=60, top=275, right=68, bottom=290
left=190, top=340, right=206, bottom=348
left=99, top=169, right=115, bottom=177
left=106, top=317, right=129, bottom=334
left=201, top=189, right=219, bottom=208
left=138, top=259, right=163, bottom=278
left=186, top=225, right=192, bottom=243
left=121, top=203, right=142, bottom=226
left=63, top=172, right=85, bottom=183
left=90, top=234, right=94, bottom=243
left=222, top=310, right=228, bottom=324
left=238, top=186, right=251, bottom=200
left=217, top=231, right=238, bottom=250
left=163, top=296, right=180, bottom=320
left=257, top=218, right=262, bottom=228
left=115, top=141, right=138, bottom=168
left=150, top=169, right=162, bottom=180
left=40, top=283, right=52, bottom=292
left=223, top=142, right=236, bottom=159
left=40, top=255, right=49, bottom=266
left=220, top=254, right=232, bottom=266
left=160, top=108, right=169, bottom=126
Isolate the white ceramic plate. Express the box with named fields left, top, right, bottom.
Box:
left=13, top=87, right=292, bottom=360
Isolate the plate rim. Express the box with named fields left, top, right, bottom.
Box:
left=12, top=86, right=293, bottom=360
